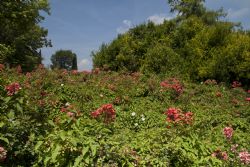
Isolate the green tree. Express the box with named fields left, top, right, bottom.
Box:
left=51, top=50, right=78, bottom=70
left=0, top=0, right=51, bottom=71
left=92, top=0, right=249, bottom=85
left=72, top=55, right=78, bottom=70
left=168, top=0, right=206, bottom=17
left=167, top=0, right=225, bottom=25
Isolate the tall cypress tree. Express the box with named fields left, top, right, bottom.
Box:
left=72, top=55, right=78, bottom=70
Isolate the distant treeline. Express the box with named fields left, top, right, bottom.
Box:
left=92, top=0, right=250, bottom=84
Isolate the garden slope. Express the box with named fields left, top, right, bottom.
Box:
left=0, top=68, right=249, bottom=166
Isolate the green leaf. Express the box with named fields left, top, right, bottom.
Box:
left=73, top=155, right=83, bottom=167
left=0, top=136, right=9, bottom=144
left=44, top=156, right=51, bottom=166
left=76, top=119, right=81, bottom=127
left=35, top=141, right=43, bottom=151
left=11, top=13, right=16, bottom=18
left=29, top=133, right=35, bottom=141
left=101, top=128, right=112, bottom=134
left=69, top=137, right=78, bottom=146
left=16, top=103, right=23, bottom=112
left=90, top=144, right=97, bottom=156
left=0, top=122, right=5, bottom=128
left=4, top=97, right=11, bottom=103
left=51, top=144, right=61, bottom=162
left=82, top=146, right=89, bottom=157
left=84, top=156, right=89, bottom=164
left=59, top=131, right=67, bottom=141
left=48, top=120, right=55, bottom=127
left=18, top=97, right=24, bottom=104
left=127, top=161, right=134, bottom=167
left=7, top=111, right=15, bottom=119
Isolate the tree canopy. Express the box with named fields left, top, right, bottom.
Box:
left=0, top=0, right=51, bottom=71
left=51, top=50, right=78, bottom=70
left=168, top=0, right=206, bottom=17
left=92, top=0, right=250, bottom=85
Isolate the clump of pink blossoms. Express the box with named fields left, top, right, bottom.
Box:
left=165, top=107, right=193, bottom=125
left=0, top=146, right=7, bottom=161
left=232, top=81, right=242, bottom=88
left=239, top=151, right=250, bottom=165
left=5, top=82, right=21, bottom=96
left=91, top=104, right=116, bottom=124
left=223, top=127, right=233, bottom=140
left=160, top=78, right=183, bottom=95
left=212, top=149, right=228, bottom=161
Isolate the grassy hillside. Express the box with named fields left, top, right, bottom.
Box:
left=0, top=66, right=249, bottom=166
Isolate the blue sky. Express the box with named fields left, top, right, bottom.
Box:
left=41, top=0, right=250, bottom=70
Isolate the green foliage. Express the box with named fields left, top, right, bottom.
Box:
left=72, top=55, right=78, bottom=70
left=168, top=0, right=206, bottom=18
left=0, top=67, right=249, bottom=166
left=0, top=44, right=14, bottom=64
left=92, top=1, right=250, bottom=85
left=190, top=26, right=250, bottom=83
left=33, top=118, right=102, bottom=166
left=0, top=0, right=51, bottom=71
left=141, top=42, right=182, bottom=74
left=0, top=83, right=49, bottom=166
left=51, top=50, right=78, bottom=70
left=0, top=1, right=249, bottom=165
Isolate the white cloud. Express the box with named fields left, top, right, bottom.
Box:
left=123, top=20, right=132, bottom=27
left=78, top=58, right=90, bottom=70
left=116, top=19, right=133, bottom=34
left=227, top=8, right=250, bottom=19
left=147, top=14, right=174, bottom=25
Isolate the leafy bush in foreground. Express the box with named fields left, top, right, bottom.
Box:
left=0, top=66, right=249, bottom=166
